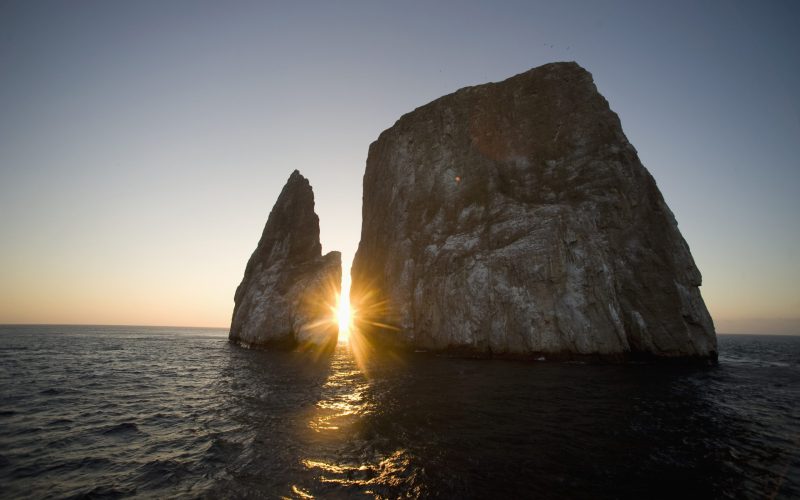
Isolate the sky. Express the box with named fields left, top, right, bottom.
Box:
left=0, top=0, right=798, bottom=333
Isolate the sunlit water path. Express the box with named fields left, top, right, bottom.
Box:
left=0, top=325, right=798, bottom=498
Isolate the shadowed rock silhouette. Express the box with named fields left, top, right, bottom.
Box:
left=351, top=62, right=716, bottom=362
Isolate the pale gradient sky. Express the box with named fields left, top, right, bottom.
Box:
left=0, top=1, right=798, bottom=333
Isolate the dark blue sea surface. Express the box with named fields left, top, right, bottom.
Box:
left=0, top=325, right=798, bottom=499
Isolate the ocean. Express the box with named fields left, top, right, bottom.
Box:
left=0, top=325, right=797, bottom=499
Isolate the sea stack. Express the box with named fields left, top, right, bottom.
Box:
left=230, top=170, right=340, bottom=350
left=351, top=62, right=717, bottom=361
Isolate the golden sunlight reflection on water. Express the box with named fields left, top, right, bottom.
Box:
left=295, top=272, right=418, bottom=496
left=307, top=349, right=369, bottom=433
left=297, top=343, right=414, bottom=495
left=300, top=450, right=414, bottom=491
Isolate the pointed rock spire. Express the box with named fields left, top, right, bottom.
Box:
left=230, top=170, right=341, bottom=349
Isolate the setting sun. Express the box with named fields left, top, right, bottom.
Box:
left=336, top=295, right=352, bottom=342
left=335, top=273, right=354, bottom=342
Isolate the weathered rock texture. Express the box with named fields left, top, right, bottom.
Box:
left=230, top=170, right=340, bottom=350
left=351, top=62, right=716, bottom=361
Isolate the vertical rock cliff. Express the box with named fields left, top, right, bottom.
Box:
left=351, top=62, right=716, bottom=361
left=230, top=170, right=340, bottom=350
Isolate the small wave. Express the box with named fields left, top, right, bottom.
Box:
left=17, top=426, right=42, bottom=435
left=48, top=418, right=74, bottom=426
left=47, top=435, right=81, bottom=449
left=12, top=456, right=113, bottom=479
left=0, top=410, right=16, bottom=417
left=65, top=484, right=132, bottom=499
left=60, top=456, right=114, bottom=471
left=40, top=388, right=61, bottom=395
left=203, top=436, right=244, bottom=464
left=134, top=458, right=192, bottom=489
left=719, top=356, right=791, bottom=368
left=101, top=422, right=142, bottom=435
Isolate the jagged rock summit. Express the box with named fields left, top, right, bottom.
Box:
left=351, top=61, right=717, bottom=362
left=230, top=170, right=340, bottom=350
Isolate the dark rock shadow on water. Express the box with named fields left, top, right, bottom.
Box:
left=389, top=358, right=716, bottom=498
left=246, top=343, right=798, bottom=499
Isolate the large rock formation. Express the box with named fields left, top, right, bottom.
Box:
left=230, top=170, right=340, bottom=350
left=351, top=62, right=716, bottom=361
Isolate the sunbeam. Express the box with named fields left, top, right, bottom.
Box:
left=335, top=271, right=353, bottom=343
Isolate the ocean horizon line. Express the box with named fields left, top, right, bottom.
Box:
left=0, top=322, right=229, bottom=331
left=0, top=323, right=797, bottom=337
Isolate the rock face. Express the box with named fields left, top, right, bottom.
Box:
left=230, top=170, right=340, bottom=350
left=351, top=62, right=716, bottom=361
